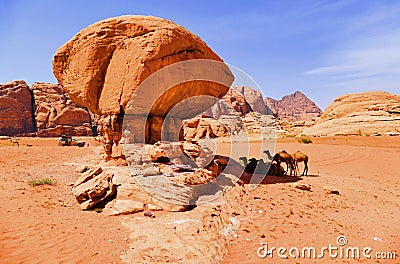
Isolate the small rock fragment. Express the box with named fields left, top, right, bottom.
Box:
left=294, top=184, right=312, bottom=191
left=144, top=211, right=155, bottom=218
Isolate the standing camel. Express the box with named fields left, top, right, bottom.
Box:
left=292, top=150, right=309, bottom=176
left=9, top=138, right=19, bottom=147
left=264, top=150, right=296, bottom=176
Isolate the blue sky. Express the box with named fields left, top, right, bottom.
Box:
left=0, top=0, right=399, bottom=109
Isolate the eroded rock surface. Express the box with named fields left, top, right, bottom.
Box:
left=266, top=91, right=322, bottom=122
left=72, top=168, right=116, bottom=210
left=0, top=80, right=34, bottom=135
left=303, top=91, right=400, bottom=136
left=53, top=15, right=233, bottom=158
left=31, top=82, right=92, bottom=137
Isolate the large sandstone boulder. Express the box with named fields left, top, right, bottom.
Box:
left=53, top=15, right=233, bottom=150
left=31, top=82, right=92, bottom=137
left=303, top=91, right=400, bottom=136
left=0, top=80, right=35, bottom=135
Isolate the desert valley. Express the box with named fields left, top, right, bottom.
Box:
left=0, top=14, right=399, bottom=264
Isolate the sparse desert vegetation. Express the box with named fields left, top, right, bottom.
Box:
left=298, top=135, right=312, bottom=144
left=28, top=178, right=56, bottom=187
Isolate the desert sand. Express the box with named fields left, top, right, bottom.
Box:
left=0, top=136, right=399, bottom=263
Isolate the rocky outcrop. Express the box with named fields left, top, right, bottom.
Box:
left=302, top=91, right=400, bottom=136
left=0, top=80, right=35, bottom=135
left=31, top=82, right=92, bottom=137
left=183, top=117, right=230, bottom=141
left=53, top=15, right=233, bottom=158
left=203, top=88, right=253, bottom=118
left=233, top=86, right=267, bottom=114
left=265, top=91, right=322, bottom=122
left=203, top=87, right=268, bottom=118
left=0, top=80, right=93, bottom=137
left=241, top=112, right=276, bottom=135
left=183, top=86, right=274, bottom=140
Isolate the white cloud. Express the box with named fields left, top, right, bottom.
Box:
left=304, top=3, right=400, bottom=80
left=305, top=31, right=400, bottom=79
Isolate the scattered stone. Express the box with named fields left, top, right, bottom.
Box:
left=113, top=200, right=144, bottom=215
left=73, top=167, right=103, bottom=187
left=74, top=165, right=91, bottom=174
left=72, top=171, right=115, bottom=210
left=147, top=204, right=163, bottom=211
left=144, top=211, right=155, bottom=218
left=323, top=186, right=340, bottom=195
left=294, top=184, right=312, bottom=191
left=142, top=165, right=161, bottom=177
left=102, top=207, right=121, bottom=216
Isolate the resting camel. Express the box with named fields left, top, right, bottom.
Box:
left=9, top=138, right=19, bottom=147
left=239, top=156, right=248, bottom=167
left=292, top=150, right=309, bottom=176
left=264, top=150, right=296, bottom=176
left=245, top=158, right=259, bottom=173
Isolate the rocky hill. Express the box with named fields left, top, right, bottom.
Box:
left=302, top=91, right=400, bottom=136
left=233, top=86, right=267, bottom=114
left=0, top=80, right=93, bottom=137
left=31, top=82, right=92, bottom=137
left=0, top=80, right=35, bottom=135
left=265, top=91, right=322, bottom=123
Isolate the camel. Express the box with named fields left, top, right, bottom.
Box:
left=292, top=150, right=309, bottom=176
left=241, top=157, right=258, bottom=173
left=264, top=150, right=296, bottom=176
left=9, top=138, right=19, bottom=147
left=239, top=156, right=248, bottom=167
left=267, top=162, right=285, bottom=176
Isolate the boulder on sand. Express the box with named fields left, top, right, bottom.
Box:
left=53, top=15, right=233, bottom=158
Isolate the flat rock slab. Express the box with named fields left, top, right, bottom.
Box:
left=113, top=199, right=144, bottom=214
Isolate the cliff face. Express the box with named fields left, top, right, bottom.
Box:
left=233, top=86, right=267, bottom=115
left=302, top=91, right=400, bottom=136
left=0, top=80, right=35, bottom=135
left=31, top=82, right=92, bottom=137
left=265, top=91, right=322, bottom=122
left=0, top=80, right=93, bottom=136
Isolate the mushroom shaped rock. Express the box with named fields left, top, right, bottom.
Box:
left=53, top=15, right=233, bottom=152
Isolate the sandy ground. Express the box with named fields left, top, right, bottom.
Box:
left=0, top=138, right=129, bottom=264
left=0, top=136, right=399, bottom=263
left=221, top=136, right=400, bottom=264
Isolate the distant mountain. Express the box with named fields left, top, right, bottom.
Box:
left=265, top=91, right=322, bottom=122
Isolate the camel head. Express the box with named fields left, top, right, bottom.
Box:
left=249, top=158, right=258, bottom=164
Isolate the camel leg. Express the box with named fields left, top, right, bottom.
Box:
left=303, top=161, right=308, bottom=176
left=277, top=161, right=283, bottom=176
